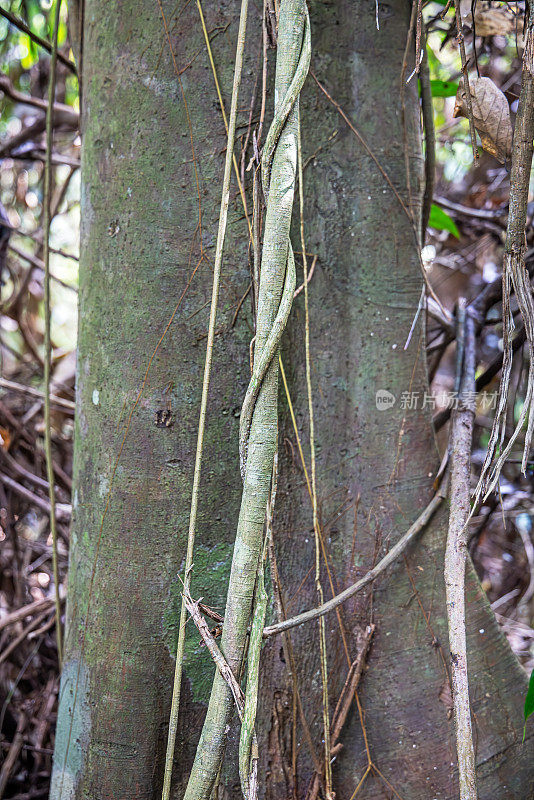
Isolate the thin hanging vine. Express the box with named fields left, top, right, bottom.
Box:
left=160, top=1, right=250, bottom=797
left=43, top=0, right=63, bottom=671
left=473, top=7, right=534, bottom=505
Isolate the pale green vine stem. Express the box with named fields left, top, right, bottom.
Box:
left=161, top=2, right=250, bottom=797
left=238, top=544, right=268, bottom=800
left=238, top=459, right=276, bottom=800
left=183, top=5, right=310, bottom=799
left=43, top=0, right=63, bottom=671
left=297, top=111, right=332, bottom=796
left=196, top=0, right=252, bottom=240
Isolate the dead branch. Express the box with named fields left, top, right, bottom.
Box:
left=444, top=301, right=478, bottom=800
left=0, top=598, right=54, bottom=633
left=0, top=473, right=71, bottom=521
left=264, top=486, right=445, bottom=637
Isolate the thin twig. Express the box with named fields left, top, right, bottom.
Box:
left=8, top=244, right=78, bottom=293
left=454, top=0, right=478, bottom=160
left=0, top=378, right=75, bottom=411
left=0, top=611, right=51, bottom=667
left=0, top=711, right=26, bottom=799
left=43, top=0, right=63, bottom=670
left=306, top=624, right=375, bottom=800
left=183, top=590, right=244, bottom=717
left=0, top=8, right=77, bottom=74
left=183, top=588, right=260, bottom=800
left=0, top=74, right=78, bottom=127
left=0, top=472, right=71, bottom=521
left=0, top=598, right=54, bottom=633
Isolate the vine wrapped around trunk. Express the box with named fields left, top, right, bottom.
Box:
left=182, top=3, right=310, bottom=799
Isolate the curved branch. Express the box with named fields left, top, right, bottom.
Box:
left=263, top=487, right=445, bottom=638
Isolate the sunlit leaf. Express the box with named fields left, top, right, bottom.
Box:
left=428, top=204, right=460, bottom=239
left=425, top=43, right=440, bottom=72
left=430, top=79, right=459, bottom=98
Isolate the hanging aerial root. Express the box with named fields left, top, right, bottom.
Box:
left=473, top=9, right=534, bottom=506
left=160, top=0, right=251, bottom=797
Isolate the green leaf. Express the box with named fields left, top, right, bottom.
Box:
left=428, top=204, right=460, bottom=238
left=523, top=669, right=534, bottom=742
left=430, top=79, right=459, bottom=98
left=426, top=43, right=440, bottom=72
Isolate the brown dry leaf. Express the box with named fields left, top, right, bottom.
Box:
left=0, top=427, right=11, bottom=451
left=471, top=2, right=518, bottom=37
left=453, top=76, right=513, bottom=163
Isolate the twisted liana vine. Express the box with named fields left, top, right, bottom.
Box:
left=182, top=4, right=310, bottom=799
left=239, top=8, right=310, bottom=475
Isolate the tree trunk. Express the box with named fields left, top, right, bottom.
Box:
left=50, top=0, right=254, bottom=796
left=260, top=1, right=534, bottom=799
left=51, top=0, right=534, bottom=798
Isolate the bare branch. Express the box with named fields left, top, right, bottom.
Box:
left=0, top=8, right=77, bottom=74
left=264, top=485, right=445, bottom=637
left=445, top=301, right=478, bottom=800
